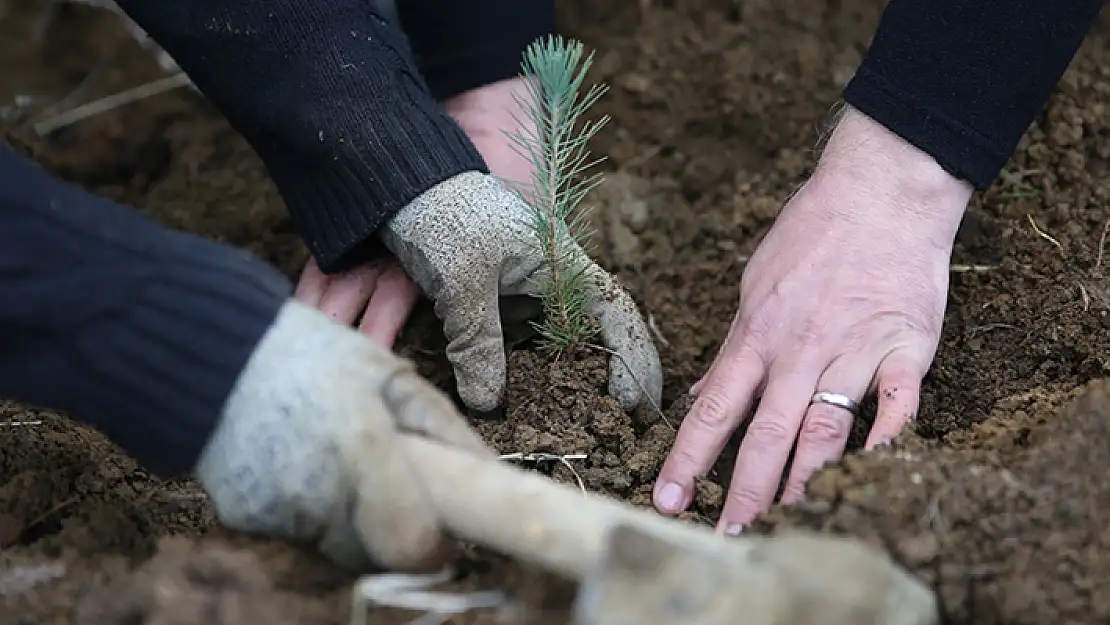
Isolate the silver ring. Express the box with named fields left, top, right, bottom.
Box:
left=810, top=391, right=860, bottom=416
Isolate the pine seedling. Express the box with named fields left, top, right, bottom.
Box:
left=503, top=35, right=611, bottom=351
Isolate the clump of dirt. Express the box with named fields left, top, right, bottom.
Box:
left=5, top=0, right=1110, bottom=623
left=474, top=347, right=723, bottom=523
left=753, top=378, right=1110, bottom=624
left=74, top=538, right=332, bottom=625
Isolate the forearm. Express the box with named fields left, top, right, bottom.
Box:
left=397, top=0, right=557, bottom=100
left=114, top=0, right=488, bottom=272
left=843, top=0, right=1103, bottom=190
left=0, top=144, right=289, bottom=475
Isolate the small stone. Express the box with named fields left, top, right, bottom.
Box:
left=897, top=533, right=940, bottom=567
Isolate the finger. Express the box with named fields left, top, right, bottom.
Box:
left=718, top=362, right=822, bottom=533
left=780, top=356, right=873, bottom=504
left=360, top=264, right=421, bottom=348
left=653, top=331, right=765, bottom=516
left=583, top=264, right=663, bottom=412
left=343, top=394, right=452, bottom=572
left=865, top=351, right=924, bottom=450
left=383, top=364, right=494, bottom=458
left=435, top=268, right=509, bottom=412
left=317, top=264, right=383, bottom=326
left=293, top=257, right=328, bottom=306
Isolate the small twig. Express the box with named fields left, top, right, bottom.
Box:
left=350, top=568, right=507, bottom=625
left=647, top=313, right=670, bottom=347
left=1, top=496, right=77, bottom=549
left=34, top=65, right=108, bottom=121
left=587, top=343, right=672, bottom=429
left=968, top=323, right=1017, bottom=337
left=619, top=145, right=661, bottom=171
left=1078, top=282, right=1091, bottom=312
left=1026, top=214, right=1064, bottom=253
left=1096, top=218, right=1110, bottom=271
left=949, top=264, right=997, bottom=273
left=500, top=451, right=589, bottom=494
left=34, top=72, right=191, bottom=135
left=0, top=420, right=42, bottom=426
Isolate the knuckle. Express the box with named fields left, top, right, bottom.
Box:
left=666, top=445, right=709, bottom=477
left=800, top=408, right=851, bottom=446
left=744, top=413, right=795, bottom=449
left=688, top=391, right=735, bottom=430
left=725, top=483, right=767, bottom=519
left=794, top=317, right=825, bottom=351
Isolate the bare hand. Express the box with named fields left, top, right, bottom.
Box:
left=294, top=257, right=419, bottom=348
left=653, top=107, right=973, bottom=531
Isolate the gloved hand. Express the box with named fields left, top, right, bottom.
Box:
left=379, top=171, right=663, bottom=414
left=194, top=300, right=492, bottom=572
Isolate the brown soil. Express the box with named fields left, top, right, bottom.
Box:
left=3, top=0, right=1110, bottom=623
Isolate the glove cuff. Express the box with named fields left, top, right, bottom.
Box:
left=194, top=301, right=377, bottom=559
left=264, top=107, right=487, bottom=274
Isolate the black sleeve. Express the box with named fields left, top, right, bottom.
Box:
left=113, top=0, right=489, bottom=273
left=0, top=144, right=289, bottom=476
left=397, top=0, right=557, bottom=101
left=842, top=0, right=1104, bottom=190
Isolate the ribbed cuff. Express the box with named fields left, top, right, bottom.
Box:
left=70, top=238, right=290, bottom=476
left=114, top=0, right=490, bottom=274
left=842, top=65, right=1006, bottom=191
left=398, top=0, right=558, bottom=101
left=265, top=106, right=487, bottom=273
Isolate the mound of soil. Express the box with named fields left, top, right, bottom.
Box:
left=4, top=0, right=1110, bottom=623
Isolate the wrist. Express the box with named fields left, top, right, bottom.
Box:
left=443, top=77, right=532, bottom=139
left=810, top=105, right=974, bottom=242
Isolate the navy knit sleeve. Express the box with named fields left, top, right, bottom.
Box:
left=843, top=0, right=1104, bottom=190
left=0, top=144, right=288, bottom=475
left=397, top=0, right=557, bottom=101
left=115, top=0, right=489, bottom=273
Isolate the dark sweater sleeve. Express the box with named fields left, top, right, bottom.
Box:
left=113, top=0, right=489, bottom=274
left=397, top=0, right=557, bottom=101
left=842, top=0, right=1104, bottom=190
left=0, top=144, right=290, bottom=476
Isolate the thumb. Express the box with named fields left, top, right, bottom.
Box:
left=434, top=273, right=509, bottom=412
left=584, top=262, right=663, bottom=413
left=340, top=395, right=453, bottom=572
left=383, top=365, right=495, bottom=458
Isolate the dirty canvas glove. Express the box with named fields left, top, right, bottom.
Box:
left=578, top=528, right=938, bottom=625
left=379, top=171, right=663, bottom=414
left=194, top=300, right=492, bottom=572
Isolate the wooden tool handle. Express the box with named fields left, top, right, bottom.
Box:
left=400, top=434, right=750, bottom=580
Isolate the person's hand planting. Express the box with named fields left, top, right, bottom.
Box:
left=196, top=300, right=492, bottom=572
left=380, top=58, right=662, bottom=416
left=294, top=256, right=420, bottom=348
left=380, top=169, right=662, bottom=415
left=653, top=106, right=974, bottom=531
left=291, top=78, right=534, bottom=350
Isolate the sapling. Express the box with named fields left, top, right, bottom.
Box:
left=503, top=35, right=611, bottom=351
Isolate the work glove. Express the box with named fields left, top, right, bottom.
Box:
left=578, top=526, right=938, bottom=625
left=194, top=300, right=492, bottom=572
left=380, top=171, right=663, bottom=415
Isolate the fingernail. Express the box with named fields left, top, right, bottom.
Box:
left=655, top=482, right=685, bottom=512
left=724, top=524, right=744, bottom=536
